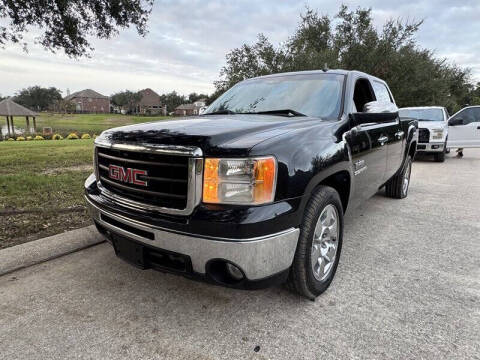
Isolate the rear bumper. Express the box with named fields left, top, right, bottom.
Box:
left=85, top=195, right=299, bottom=284
left=416, top=141, right=444, bottom=152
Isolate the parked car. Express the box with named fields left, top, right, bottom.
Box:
left=447, top=106, right=480, bottom=149
left=398, top=106, right=449, bottom=162
left=85, top=70, right=417, bottom=299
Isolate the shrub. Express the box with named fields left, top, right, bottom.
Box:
left=93, top=134, right=98, bottom=139
left=7, top=137, right=15, bottom=141
left=52, top=134, right=63, bottom=140
left=26, top=136, right=33, bottom=141
left=34, top=135, right=45, bottom=141
left=66, top=133, right=79, bottom=140
left=81, top=133, right=91, bottom=139
left=16, top=136, right=25, bottom=141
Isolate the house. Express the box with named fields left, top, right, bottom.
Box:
left=65, top=89, right=110, bottom=113
left=137, top=88, right=166, bottom=115
left=174, top=99, right=207, bottom=116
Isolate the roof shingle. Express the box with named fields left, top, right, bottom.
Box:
left=65, top=89, right=108, bottom=100
left=0, top=98, right=37, bottom=116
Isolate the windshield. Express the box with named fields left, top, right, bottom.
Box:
left=204, top=73, right=345, bottom=119
left=399, top=108, right=444, bottom=121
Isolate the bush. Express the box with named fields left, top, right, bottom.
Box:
left=34, top=135, right=45, bottom=141
left=66, top=133, right=79, bottom=140
left=16, top=136, right=25, bottom=141
left=81, top=133, right=91, bottom=139
left=26, top=136, right=33, bottom=141
left=93, top=134, right=98, bottom=139
left=7, top=137, right=15, bottom=141
left=52, top=134, right=63, bottom=140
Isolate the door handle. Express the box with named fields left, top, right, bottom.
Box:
left=395, top=131, right=404, bottom=139
left=378, top=136, right=388, bottom=145
left=477, top=126, right=480, bottom=129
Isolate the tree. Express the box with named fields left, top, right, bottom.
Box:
left=215, top=5, right=473, bottom=114
left=14, top=86, right=62, bottom=111
left=188, top=92, right=209, bottom=103
left=111, top=90, right=142, bottom=113
left=159, top=91, right=187, bottom=113
left=0, top=0, right=154, bottom=57
left=54, top=98, right=76, bottom=113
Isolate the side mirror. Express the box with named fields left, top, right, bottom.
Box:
left=362, top=101, right=398, bottom=113
left=448, top=117, right=463, bottom=126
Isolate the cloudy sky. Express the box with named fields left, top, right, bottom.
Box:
left=0, top=0, right=479, bottom=97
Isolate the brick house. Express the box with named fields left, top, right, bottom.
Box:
left=137, top=88, right=166, bottom=115
left=65, top=89, right=110, bottom=113
left=174, top=99, right=207, bottom=116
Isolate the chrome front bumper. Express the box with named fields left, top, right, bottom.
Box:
left=85, top=196, right=299, bottom=280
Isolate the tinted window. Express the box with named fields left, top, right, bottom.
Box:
left=353, top=78, right=375, bottom=112
left=452, top=107, right=480, bottom=124
left=399, top=108, right=444, bottom=121
left=205, top=74, right=345, bottom=119
left=372, top=81, right=392, bottom=103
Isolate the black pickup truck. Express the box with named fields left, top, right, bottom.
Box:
left=85, top=70, right=417, bottom=299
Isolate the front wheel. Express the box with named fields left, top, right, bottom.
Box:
left=434, top=142, right=446, bottom=162
left=287, top=186, right=344, bottom=300
left=385, top=155, right=412, bottom=199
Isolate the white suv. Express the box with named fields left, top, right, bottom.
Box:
left=399, top=106, right=449, bottom=162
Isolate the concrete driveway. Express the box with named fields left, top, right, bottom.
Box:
left=1, top=150, right=479, bottom=360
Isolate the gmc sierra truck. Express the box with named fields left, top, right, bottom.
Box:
left=85, top=70, right=417, bottom=299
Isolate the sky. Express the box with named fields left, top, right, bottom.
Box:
left=0, top=0, right=479, bottom=98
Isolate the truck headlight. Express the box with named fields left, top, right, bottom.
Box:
left=203, top=157, right=277, bottom=205
left=432, top=129, right=444, bottom=139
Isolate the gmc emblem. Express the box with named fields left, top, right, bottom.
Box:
left=108, top=165, right=148, bottom=186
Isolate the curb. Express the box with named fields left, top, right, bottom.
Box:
left=0, top=225, right=105, bottom=276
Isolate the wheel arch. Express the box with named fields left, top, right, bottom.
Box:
left=303, top=167, right=352, bottom=214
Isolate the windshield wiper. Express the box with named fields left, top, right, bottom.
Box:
left=203, top=109, right=237, bottom=115
left=247, top=109, right=307, bottom=117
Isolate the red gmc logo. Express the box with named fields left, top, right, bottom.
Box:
left=108, top=165, right=148, bottom=186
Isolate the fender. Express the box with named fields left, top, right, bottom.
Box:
left=399, top=120, right=418, bottom=170
left=296, top=140, right=353, bottom=216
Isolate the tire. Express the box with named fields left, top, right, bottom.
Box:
left=287, top=186, right=344, bottom=300
left=385, top=155, right=412, bottom=199
left=434, top=150, right=445, bottom=162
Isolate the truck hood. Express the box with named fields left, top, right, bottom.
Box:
left=100, top=114, right=326, bottom=156
left=417, top=120, right=447, bottom=131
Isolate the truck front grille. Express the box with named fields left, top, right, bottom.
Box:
left=418, top=128, right=430, bottom=143
left=96, top=147, right=189, bottom=210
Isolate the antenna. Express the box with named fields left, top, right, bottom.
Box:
left=322, top=63, right=329, bottom=72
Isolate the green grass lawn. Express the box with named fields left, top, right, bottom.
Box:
left=3, top=112, right=170, bottom=137
left=0, top=139, right=95, bottom=248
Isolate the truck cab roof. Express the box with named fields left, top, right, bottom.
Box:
left=249, top=69, right=388, bottom=85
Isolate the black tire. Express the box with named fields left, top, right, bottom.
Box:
left=434, top=150, right=445, bottom=162
left=385, top=155, right=412, bottom=199
left=287, top=186, right=344, bottom=300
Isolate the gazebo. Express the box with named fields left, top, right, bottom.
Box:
left=0, top=98, right=37, bottom=138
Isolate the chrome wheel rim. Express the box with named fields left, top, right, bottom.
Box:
left=402, top=161, right=411, bottom=195
left=311, top=204, right=339, bottom=281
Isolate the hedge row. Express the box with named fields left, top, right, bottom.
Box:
left=4, top=133, right=97, bottom=142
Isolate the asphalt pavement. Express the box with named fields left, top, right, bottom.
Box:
left=1, top=149, right=479, bottom=360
